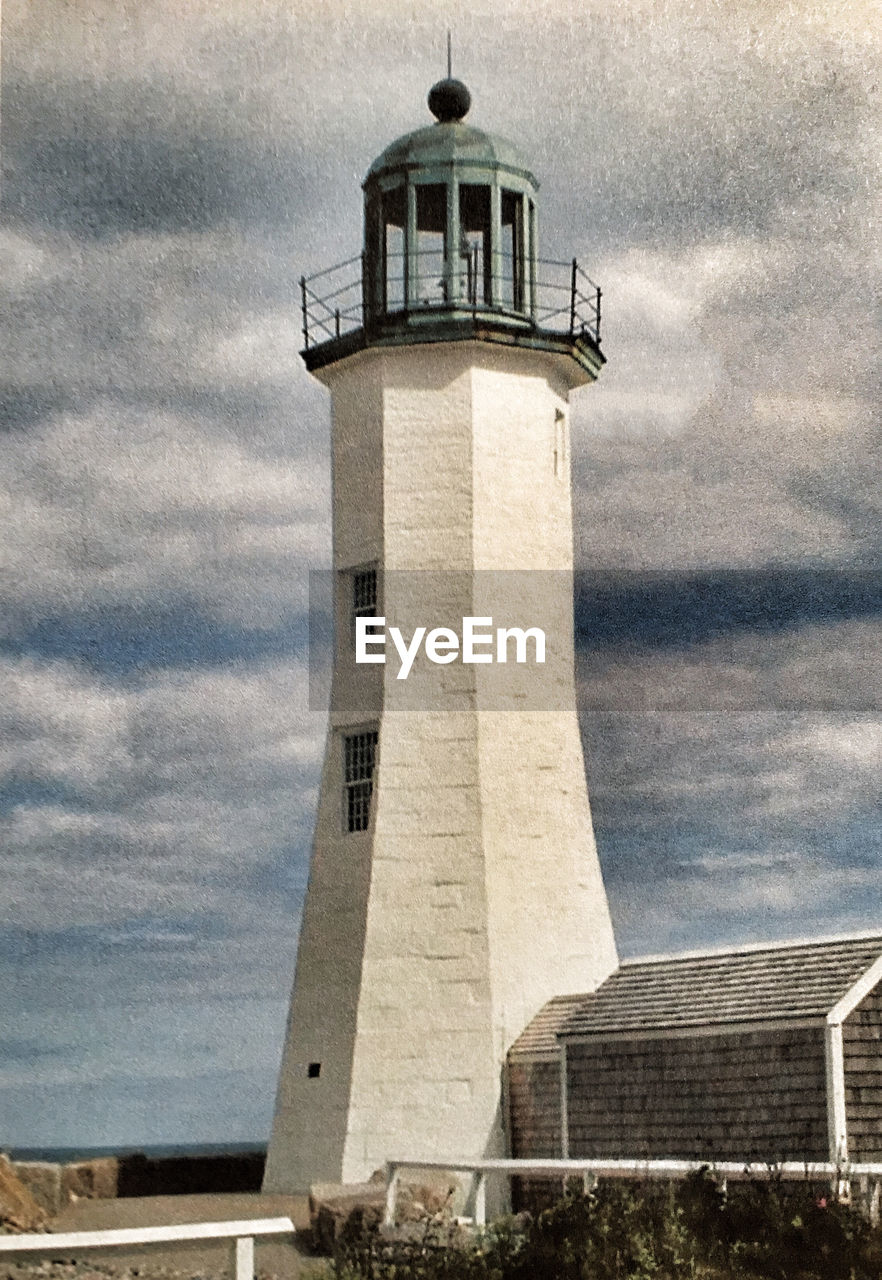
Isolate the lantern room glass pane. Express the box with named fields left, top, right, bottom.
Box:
left=501, top=189, right=525, bottom=311
left=415, top=184, right=447, bottom=305
left=458, top=184, right=491, bottom=305
left=382, top=185, right=406, bottom=311
left=364, top=191, right=382, bottom=318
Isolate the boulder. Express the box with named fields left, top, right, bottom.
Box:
left=0, top=1154, right=49, bottom=1232
left=309, top=1169, right=458, bottom=1254
left=309, top=1180, right=386, bottom=1253
left=61, top=1158, right=119, bottom=1202
left=395, top=1168, right=459, bottom=1218
left=11, top=1163, right=63, bottom=1217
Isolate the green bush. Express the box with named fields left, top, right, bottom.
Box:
left=332, top=1172, right=882, bottom=1280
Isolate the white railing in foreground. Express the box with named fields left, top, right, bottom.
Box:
left=383, top=1159, right=882, bottom=1228
left=0, top=1216, right=296, bottom=1280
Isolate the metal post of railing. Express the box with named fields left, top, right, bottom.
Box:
left=570, top=259, right=578, bottom=335
left=335, top=308, right=341, bottom=338
left=596, top=286, right=602, bottom=343
left=300, top=276, right=309, bottom=350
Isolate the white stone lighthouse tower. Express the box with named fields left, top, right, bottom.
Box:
left=263, top=76, right=618, bottom=1193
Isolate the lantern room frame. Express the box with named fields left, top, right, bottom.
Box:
left=297, top=115, right=603, bottom=379
left=363, top=154, right=539, bottom=323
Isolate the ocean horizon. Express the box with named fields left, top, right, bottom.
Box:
left=7, top=1142, right=268, bottom=1163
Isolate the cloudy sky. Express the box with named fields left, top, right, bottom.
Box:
left=1, top=0, right=880, bottom=1152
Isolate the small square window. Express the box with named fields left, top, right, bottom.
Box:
left=344, top=730, right=378, bottom=833
left=308, top=1062, right=321, bottom=1079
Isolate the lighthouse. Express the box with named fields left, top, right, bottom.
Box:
left=263, top=76, right=618, bottom=1193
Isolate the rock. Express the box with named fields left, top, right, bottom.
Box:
left=0, top=1154, right=50, bottom=1231
left=309, top=1180, right=386, bottom=1253
left=60, top=1160, right=119, bottom=1202
left=12, top=1164, right=63, bottom=1217
left=308, top=1170, right=459, bottom=1254
left=395, top=1169, right=458, bottom=1217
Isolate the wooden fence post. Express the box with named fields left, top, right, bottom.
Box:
left=234, top=1236, right=254, bottom=1280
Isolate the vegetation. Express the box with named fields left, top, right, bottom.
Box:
left=330, top=1172, right=882, bottom=1280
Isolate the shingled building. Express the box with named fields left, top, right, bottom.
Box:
left=508, top=934, right=882, bottom=1169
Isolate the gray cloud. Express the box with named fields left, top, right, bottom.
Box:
left=0, top=399, right=328, bottom=630
left=0, top=654, right=321, bottom=975
left=581, top=615, right=882, bottom=951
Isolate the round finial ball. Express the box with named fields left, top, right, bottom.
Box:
left=428, top=77, right=471, bottom=122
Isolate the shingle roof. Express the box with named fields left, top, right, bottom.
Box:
left=561, top=935, right=882, bottom=1038
left=509, top=994, right=587, bottom=1058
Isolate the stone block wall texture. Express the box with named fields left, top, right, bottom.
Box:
left=264, top=342, right=617, bottom=1193
left=845, top=984, right=882, bottom=1160
left=12, top=1152, right=265, bottom=1212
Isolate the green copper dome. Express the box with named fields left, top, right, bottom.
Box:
left=298, top=77, right=603, bottom=385
left=365, top=120, right=538, bottom=188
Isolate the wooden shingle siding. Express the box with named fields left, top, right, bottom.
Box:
left=845, top=985, right=882, bottom=1159
left=566, top=1027, right=828, bottom=1163
left=508, top=1057, right=562, bottom=1159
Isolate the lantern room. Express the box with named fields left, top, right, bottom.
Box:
left=299, top=78, right=603, bottom=381
left=362, top=77, right=538, bottom=324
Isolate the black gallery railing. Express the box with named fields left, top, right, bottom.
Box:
left=300, top=251, right=602, bottom=351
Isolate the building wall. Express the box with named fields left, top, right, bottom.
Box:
left=266, top=342, right=617, bottom=1193
left=340, top=344, right=617, bottom=1185
left=565, top=1028, right=829, bottom=1162
left=844, top=985, right=882, bottom=1160
left=263, top=358, right=385, bottom=1194
left=507, top=1054, right=566, bottom=1215
left=508, top=1056, right=562, bottom=1160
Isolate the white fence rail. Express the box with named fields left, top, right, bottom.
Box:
left=0, top=1216, right=296, bottom=1280
left=383, top=1158, right=882, bottom=1228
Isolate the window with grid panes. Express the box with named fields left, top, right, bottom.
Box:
left=344, top=730, right=378, bottom=833
left=351, top=568, right=378, bottom=645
